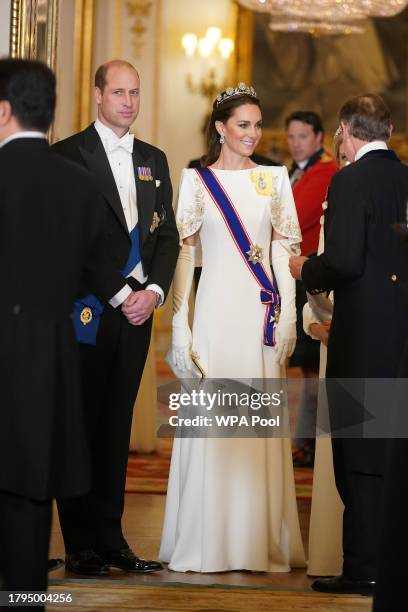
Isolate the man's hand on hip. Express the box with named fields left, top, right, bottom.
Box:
left=289, top=255, right=308, bottom=280
left=121, top=290, right=157, bottom=325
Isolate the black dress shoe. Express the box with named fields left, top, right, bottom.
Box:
left=101, top=548, right=163, bottom=573
left=65, top=550, right=110, bottom=576
left=48, top=558, right=64, bottom=572
left=312, top=575, right=375, bottom=596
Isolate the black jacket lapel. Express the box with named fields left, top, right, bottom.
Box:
left=79, top=125, right=128, bottom=234
left=132, top=141, right=156, bottom=246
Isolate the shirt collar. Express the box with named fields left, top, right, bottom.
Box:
left=0, top=131, right=46, bottom=149
left=94, top=118, right=132, bottom=148
left=355, top=140, right=388, bottom=162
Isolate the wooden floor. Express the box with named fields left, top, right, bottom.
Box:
left=48, top=494, right=372, bottom=612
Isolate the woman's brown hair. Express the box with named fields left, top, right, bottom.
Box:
left=202, top=91, right=261, bottom=167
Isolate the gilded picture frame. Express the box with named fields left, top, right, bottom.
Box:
left=234, top=4, right=408, bottom=163
left=9, top=0, right=58, bottom=70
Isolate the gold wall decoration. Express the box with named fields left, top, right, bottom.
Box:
left=126, top=0, right=153, bottom=57
left=73, top=0, right=95, bottom=132
left=10, top=0, right=58, bottom=69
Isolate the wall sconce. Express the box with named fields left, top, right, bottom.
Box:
left=181, top=26, right=235, bottom=108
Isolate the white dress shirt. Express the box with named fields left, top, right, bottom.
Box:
left=355, top=140, right=388, bottom=162
left=94, top=119, right=163, bottom=307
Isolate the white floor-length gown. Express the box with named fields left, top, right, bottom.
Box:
left=303, top=201, right=343, bottom=576
left=160, top=166, right=306, bottom=572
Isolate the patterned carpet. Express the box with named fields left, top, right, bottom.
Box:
left=126, top=439, right=313, bottom=499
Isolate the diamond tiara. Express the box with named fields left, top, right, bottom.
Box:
left=215, top=82, right=258, bottom=107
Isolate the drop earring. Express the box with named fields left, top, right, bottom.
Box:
left=219, top=134, right=225, bottom=144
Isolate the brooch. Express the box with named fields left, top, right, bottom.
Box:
left=150, top=211, right=160, bottom=233
left=250, top=171, right=277, bottom=196
left=247, top=244, right=264, bottom=264
left=137, top=166, right=153, bottom=181
left=80, top=306, right=93, bottom=325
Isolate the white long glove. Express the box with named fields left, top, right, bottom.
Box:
left=271, top=239, right=297, bottom=365
left=171, top=244, right=195, bottom=371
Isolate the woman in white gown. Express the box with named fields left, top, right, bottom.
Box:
left=303, top=132, right=347, bottom=576
left=160, top=85, right=306, bottom=572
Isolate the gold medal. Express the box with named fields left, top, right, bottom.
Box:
left=80, top=306, right=93, bottom=325
left=250, top=171, right=277, bottom=196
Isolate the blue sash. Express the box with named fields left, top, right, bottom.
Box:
left=196, top=167, right=280, bottom=347
left=73, top=224, right=141, bottom=345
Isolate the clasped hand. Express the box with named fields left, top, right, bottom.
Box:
left=121, top=290, right=156, bottom=325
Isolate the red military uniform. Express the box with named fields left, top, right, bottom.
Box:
left=292, top=150, right=338, bottom=255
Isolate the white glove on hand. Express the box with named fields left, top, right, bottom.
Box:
left=172, top=244, right=195, bottom=371
left=272, top=239, right=297, bottom=365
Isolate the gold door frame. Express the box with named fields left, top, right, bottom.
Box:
left=9, top=0, right=59, bottom=70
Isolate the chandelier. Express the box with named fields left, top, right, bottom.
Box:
left=237, top=0, right=408, bottom=34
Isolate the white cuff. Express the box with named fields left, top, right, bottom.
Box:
left=109, top=284, right=132, bottom=308
left=146, top=283, right=164, bottom=307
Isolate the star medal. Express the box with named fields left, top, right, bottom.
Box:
left=150, top=211, right=160, bottom=233
left=80, top=306, right=93, bottom=325
left=247, top=243, right=264, bottom=264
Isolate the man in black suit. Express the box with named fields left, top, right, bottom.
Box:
left=54, top=60, right=179, bottom=576
left=0, top=58, right=132, bottom=604
left=373, top=225, right=408, bottom=611
left=289, top=94, right=408, bottom=595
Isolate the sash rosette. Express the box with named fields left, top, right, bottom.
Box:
left=73, top=224, right=141, bottom=345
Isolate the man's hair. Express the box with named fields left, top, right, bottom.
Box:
left=339, top=94, right=391, bottom=142
left=285, top=110, right=324, bottom=135
left=94, top=60, right=138, bottom=93
left=0, top=58, right=55, bottom=131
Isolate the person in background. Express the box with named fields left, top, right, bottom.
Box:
left=286, top=110, right=338, bottom=467
left=290, top=93, right=408, bottom=595
left=0, top=58, right=131, bottom=606
left=303, top=128, right=347, bottom=577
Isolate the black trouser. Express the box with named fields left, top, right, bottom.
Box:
left=331, top=438, right=383, bottom=581
left=0, top=490, right=51, bottom=612
left=57, top=306, right=152, bottom=554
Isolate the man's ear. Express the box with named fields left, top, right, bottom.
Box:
left=94, top=86, right=102, bottom=105
left=0, top=100, right=12, bottom=127
left=389, top=124, right=394, bottom=139
left=341, top=121, right=350, bottom=139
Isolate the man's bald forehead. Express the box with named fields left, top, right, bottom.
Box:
left=95, top=60, right=139, bottom=91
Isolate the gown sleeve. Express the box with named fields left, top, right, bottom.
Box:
left=175, top=168, right=205, bottom=244
left=269, top=166, right=302, bottom=255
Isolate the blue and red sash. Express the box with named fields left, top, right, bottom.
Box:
left=195, top=167, right=280, bottom=347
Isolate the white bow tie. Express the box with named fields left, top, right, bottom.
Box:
left=106, top=132, right=134, bottom=154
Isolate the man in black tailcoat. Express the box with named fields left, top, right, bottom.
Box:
left=290, top=94, right=408, bottom=595
left=0, top=59, right=132, bottom=605
left=373, top=224, right=408, bottom=611
left=53, top=60, right=179, bottom=576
